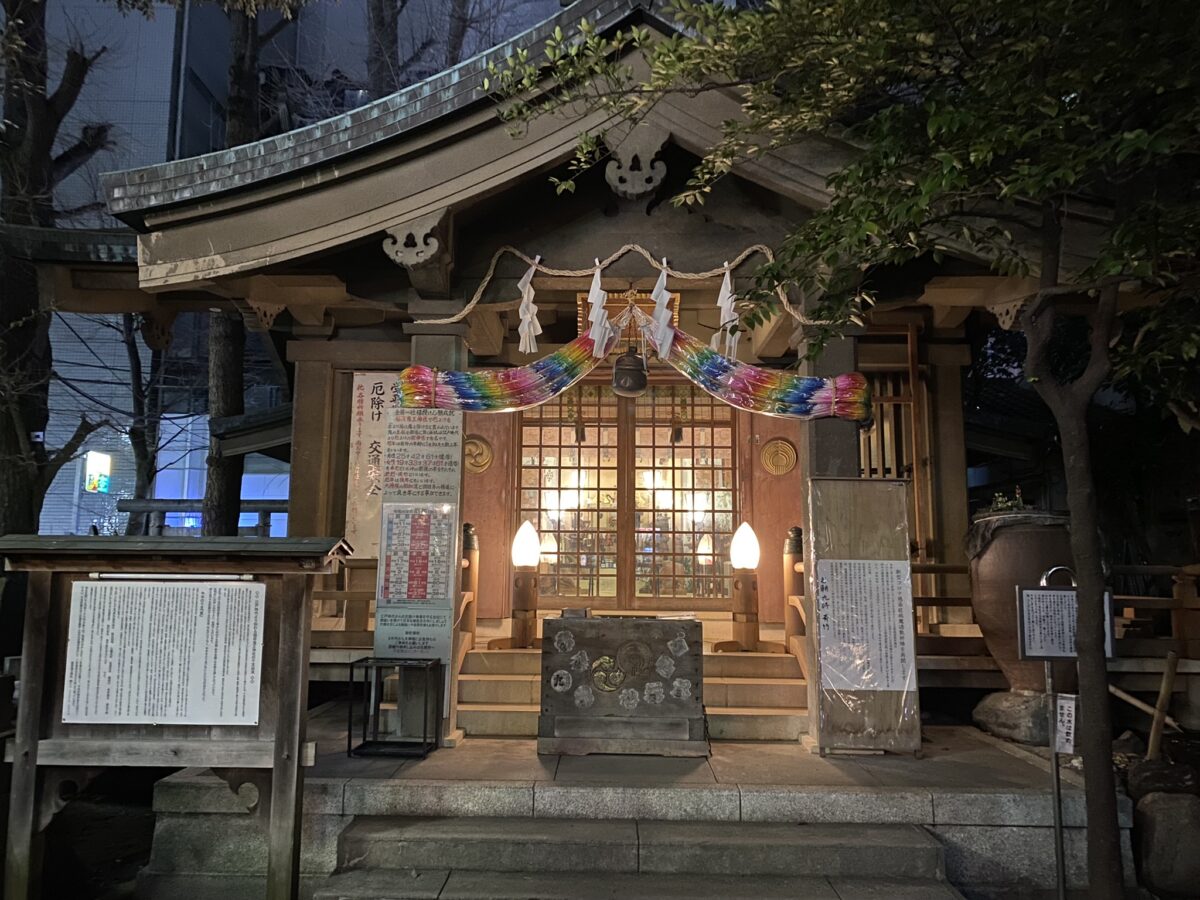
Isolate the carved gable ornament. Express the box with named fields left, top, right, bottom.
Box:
left=605, top=124, right=668, bottom=200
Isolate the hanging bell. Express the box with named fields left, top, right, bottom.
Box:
left=611, top=345, right=648, bottom=398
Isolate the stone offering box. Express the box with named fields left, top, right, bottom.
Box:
left=538, top=617, right=707, bottom=757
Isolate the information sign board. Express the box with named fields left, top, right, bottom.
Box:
left=1016, top=587, right=1114, bottom=660
left=63, top=580, right=265, bottom=725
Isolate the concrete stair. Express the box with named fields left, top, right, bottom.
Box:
left=318, top=817, right=960, bottom=899
left=313, top=868, right=963, bottom=899
left=457, top=646, right=808, bottom=740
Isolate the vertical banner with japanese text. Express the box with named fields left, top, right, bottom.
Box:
left=346, top=372, right=406, bottom=557
left=374, top=406, right=464, bottom=662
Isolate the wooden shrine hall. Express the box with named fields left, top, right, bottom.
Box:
left=27, top=0, right=1124, bottom=744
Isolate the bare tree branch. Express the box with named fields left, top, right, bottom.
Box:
left=48, top=44, right=107, bottom=129
left=50, top=123, right=113, bottom=188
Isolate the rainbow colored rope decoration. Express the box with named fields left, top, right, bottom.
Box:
left=395, top=331, right=613, bottom=412
left=652, top=324, right=872, bottom=423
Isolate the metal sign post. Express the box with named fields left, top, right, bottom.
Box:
left=1014, top=566, right=1116, bottom=900
left=1043, top=657, right=1067, bottom=900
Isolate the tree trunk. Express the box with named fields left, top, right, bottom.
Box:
left=1055, top=405, right=1124, bottom=896
left=225, top=11, right=260, bottom=148
left=122, top=314, right=163, bottom=536
left=201, top=311, right=245, bottom=536
left=445, top=0, right=471, bottom=69
left=367, top=0, right=401, bottom=98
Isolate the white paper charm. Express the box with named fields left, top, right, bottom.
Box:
left=516, top=256, right=542, bottom=354
left=714, top=264, right=738, bottom=358
left=586, top=261, right=612, bottom=357
left=650, top=260, right=674, bottom=359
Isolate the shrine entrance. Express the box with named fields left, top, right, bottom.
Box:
left=519, top=380, right=740, bottom=611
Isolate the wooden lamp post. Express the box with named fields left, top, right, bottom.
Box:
left=490, top=520, right=541, bottom=649
left=716, top=522, right=786, bottom=653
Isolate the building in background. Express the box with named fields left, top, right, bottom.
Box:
left=34, top=0, right=558, bottom=534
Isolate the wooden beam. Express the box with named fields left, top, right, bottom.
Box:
left=750, top=310, right=793, bottom=359
left=918, top=275, right=1040, bottom=309
left=466, top=310, right=506, bottom=356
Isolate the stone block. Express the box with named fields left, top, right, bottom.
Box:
left=311, top=868, right=450, bottom=899
left=637, top=821, right=943, bottom=879
left=145, top=812, right=346, bottom=876
left=1136, top=792, right=1200, bottom=898
left=931, top=788, right=1088, bottom=827
left=827, top=879, right=963, bottom=899
left=153, top=772, right=346, bottom=815
left=932, top=823, right=1134, bottom=889
left=533, top=783, right=740, bottom=821
left=739, top=786, right=933, bottom=824
left=435, top=870, right=839, bottom=899
left=339, top=817, right=638, bottom=873
left=343, top=778, right=533, bottom=817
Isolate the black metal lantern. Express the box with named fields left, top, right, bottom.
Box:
left=611, top=345, right=648, bottom=397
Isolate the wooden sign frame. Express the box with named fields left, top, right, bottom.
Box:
left=1, top=536, right=348, bottom=900
left=804, top=478, right=921, bottom=755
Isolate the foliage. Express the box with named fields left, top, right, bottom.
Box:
left=979, top=488, right=1026, bottom=516
left=489, top=0, right=1200, bottom=417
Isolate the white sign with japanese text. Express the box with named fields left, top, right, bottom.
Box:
left=345, top=372, right=405, bottom=557
left=63, top=580, right=265, bottom=725
left=1017, top=588, right=1114, bottom=660
left=816, top=559, right=917, bottom=693
left=1055, top=693, right=1077, bottom=754
left=374, top=406, right=463, bottom=660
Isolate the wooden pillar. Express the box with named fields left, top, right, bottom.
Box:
left=4, top=571, right=52, bottom=900
left=797, top=329, right=860, bottom=737
left=266, top=573, right=312, bottom=900
left=929, top=349, right=972, bottom=617
left=287, top=359, right=335, bottom=538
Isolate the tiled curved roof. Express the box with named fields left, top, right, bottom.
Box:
left=102, top=0, right=658, bottom=224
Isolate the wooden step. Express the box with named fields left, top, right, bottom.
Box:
left=457, top=702, right=539, bottom=736
left=704, top=652, right=803, bottom=679
left=461, top=649, right=540, bottom=676
left=458, top=673, right=540, bottom=704
left=706, top=706, right=809, bottom=741
left=704, top=676, right=807, bottom=709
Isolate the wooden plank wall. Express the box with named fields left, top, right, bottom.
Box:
left=744, top=412, right=805, bottom=624
left=461, top=412, right=518, bottom=620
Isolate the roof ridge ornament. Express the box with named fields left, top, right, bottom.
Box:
left=605, top=122, right=668, bottom=200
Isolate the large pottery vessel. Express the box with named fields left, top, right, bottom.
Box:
left=968, top=512, right=1076, bottom=744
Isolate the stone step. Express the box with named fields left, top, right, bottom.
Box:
left=456, top=702, right=539, bottom=736
left=337, top=817, right=945, bottom=880
left=312, top=868, right=964, bottom=899
left=458, top=673, right=807, bottom=709
left=706, top=706, right=809, bottom=740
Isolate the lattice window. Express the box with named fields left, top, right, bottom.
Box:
left=518, top=382, right=738, bottom=607
left=520, top=385, right=619, bottom=601
left=633, top=385, right=737, bottom=601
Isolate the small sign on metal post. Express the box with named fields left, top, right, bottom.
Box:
left=1054, top=693, right=1077, bottom=754
left=1015, top=567, right=1116, bottom=900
